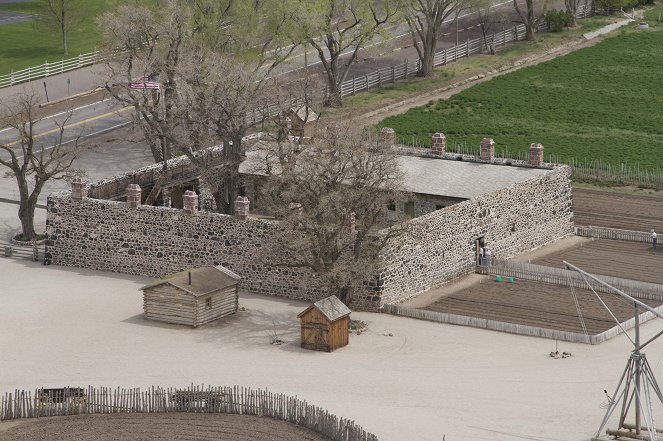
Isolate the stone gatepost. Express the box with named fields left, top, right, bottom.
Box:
left=431, top=133, right=446, bottom=156
left=183, top=190, right=199, bottom=214
left=380, top=127, right=395, bottom=148
left=126, top=184, right=142, bottom=208
left=234, top=196, right=250, bottom=220
left=480, top=138, right=495, bottom=161
left=529, top=143, right=544, bottom=167
left=71, top=177, right=87, bottom=201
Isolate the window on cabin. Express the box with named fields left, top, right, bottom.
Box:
left=206, top=297, right=213, bottom=309
left=387, top=201, right=396, bottom=211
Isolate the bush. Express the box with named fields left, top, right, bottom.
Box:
left=546, top=9, right=572, bottom=32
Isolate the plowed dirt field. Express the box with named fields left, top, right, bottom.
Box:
left=0, top=413, right=331, bottom=441
left=425, top=277, right=661, bottom=334
left=573, top=188, right=663, bottom=232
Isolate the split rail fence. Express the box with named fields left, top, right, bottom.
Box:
left=1, top=385, right=377, bottom=441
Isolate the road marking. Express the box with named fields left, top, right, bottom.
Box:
left=4, top=106, right=132, bottom=147
left=0, top=97, right=114, bottom=134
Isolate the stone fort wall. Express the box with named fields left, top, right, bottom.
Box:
left=377, top=165, right=574, bottom=304
left=46, top=152, right=573, bottom=311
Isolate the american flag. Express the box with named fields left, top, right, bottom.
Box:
left=129, top=74, right=160, bottom=90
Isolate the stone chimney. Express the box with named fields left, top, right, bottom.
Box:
left=380, top=127, right=395, bottom=149
left=126, top=184, right=142, bottom=208
left=183, top=190, right=199, bottom=214
left=234, top=196, right=250, bottom=220
left=71, top=177, right=87, bottom=201
left=480, top=138, right=495, bottom=161
left=431, top=133, right=446, bottom=156
left=529, top=143, right=544, bottom=167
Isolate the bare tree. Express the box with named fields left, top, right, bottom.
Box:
left=472, top=0, right=507, bottom=54
left=36, top=0, right=82, bottom=55
left=291, top=0, right=395, bottom=107
left=400, top=0, right=457, bottom=77
left=250, top=122, right=406, bottom=305
left=98, top=0, right=294, bottom=214
left=565, top=0, right=585, bottom=26
left=512, top=0, right=546, bottom=41
left=0, top=93, right=85, bottom=241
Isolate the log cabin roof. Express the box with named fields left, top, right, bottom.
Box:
left=140, top=265, right=241, bottom=297
left=297, top=295, right=351, bottom=322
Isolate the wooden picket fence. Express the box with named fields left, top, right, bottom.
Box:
left=1, top=385, right=378, bottom=441
left=575, top=226, right=653, bottom=243
left=482, top=259, right=663, bottom=302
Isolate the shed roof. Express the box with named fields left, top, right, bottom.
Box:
left=140, top=265, right=241, bottom=297
left=397, top=156, right=551, bottom=199
left=298, top=295, right=351, bottom=322
left=289, top=106, right=319, bottom=123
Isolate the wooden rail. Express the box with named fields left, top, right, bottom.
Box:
left=575, top=226, right=654, bottom=243
left=1, top=385, right=378, bottom=441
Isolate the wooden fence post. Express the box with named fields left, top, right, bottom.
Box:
left=364, top=74, right=368, bottom=92
left=352, top=77, right=356, bottom=96
left=466, top=39, right=470, bottom=57
left=403, top=59, right=407, bottom=78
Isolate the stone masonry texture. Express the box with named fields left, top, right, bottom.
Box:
left=46, top=160, right=573, bottom=311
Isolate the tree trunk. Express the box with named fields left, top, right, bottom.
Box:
left=525, top=24, right=537, bottom=41
left=418, top=35, right=437, bottom=77
left=18, top=201, right=37, bottom=240
left=61, top=8, right=68, bottom=55
left=324, top=81, right=343, bottom=108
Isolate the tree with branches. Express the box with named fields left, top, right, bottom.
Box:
left=249, top=122, right=407, bottom=305
left=98, top=0, right=296, bottom=214
left=36, top=0, right=83, bottom=55
left=399, top=0, right=457, bottom=77
left=0, top=93, right=85, bottom=241
left=512, top=0, right=547, bottom=41
left=290, top=0, right=395, bottom=107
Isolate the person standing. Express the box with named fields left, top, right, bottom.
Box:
left=652, top=230, right=657, bottom=251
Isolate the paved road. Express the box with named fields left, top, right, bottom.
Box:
left=0, top=10, right=32, bottom=25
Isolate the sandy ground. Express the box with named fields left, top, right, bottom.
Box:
left=0, top=413, right=330, bottom=441
left=2, top=199, right=663, bottom=441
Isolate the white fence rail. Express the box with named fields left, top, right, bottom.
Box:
left=0, top=51, right=104, bottom=88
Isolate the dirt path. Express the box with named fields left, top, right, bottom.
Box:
left=0, top=413, right=331, bottom=441
left=359, top=20, right=632, bottom=126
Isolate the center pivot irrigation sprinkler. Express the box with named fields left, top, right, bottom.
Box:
left=564, top=261, right=663, bottom=441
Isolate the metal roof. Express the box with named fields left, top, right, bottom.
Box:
left=140, top=265, right=241, bottom=297
left=298, top=295, right=351, bottom=322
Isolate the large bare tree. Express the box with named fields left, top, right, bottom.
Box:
left=512, top=0, right=546, bottom=41
left=0, top=93, right=85, bottom=241
left=291, top=0, right=395, bottom=107
left=98, top=0, right=294, bottom=214
left=400, top=0, right=457, bottom=77
left=250, top=123, right=406, bottom=305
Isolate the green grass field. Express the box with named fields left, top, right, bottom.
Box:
left=379, top=27, right=663, bottom=170
left=0, top=1, right=113, bottom=76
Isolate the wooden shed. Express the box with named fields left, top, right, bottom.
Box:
left=287, top=106, right=319, bottom=138
left=297, top=295, right=351, bottom=352
left=141, top=266, right=240, bottom=327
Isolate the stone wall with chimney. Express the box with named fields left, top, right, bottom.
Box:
left=45, top=148, right=573, bottom=310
